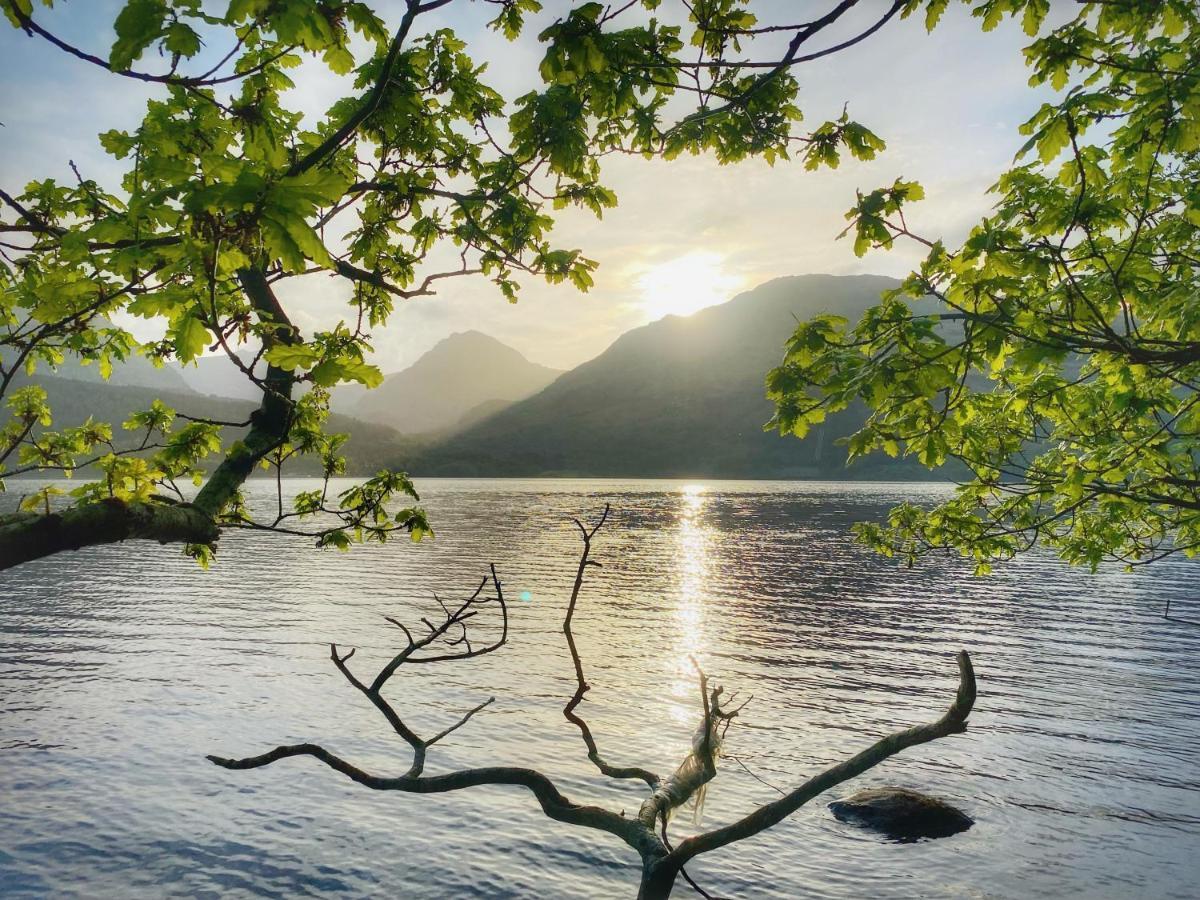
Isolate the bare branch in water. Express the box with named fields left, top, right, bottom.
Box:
left=326, top=564, right=507, bottom=777
left=209, top=507, right=978, bottom=899
left=562, top=504, right=662, bottom=788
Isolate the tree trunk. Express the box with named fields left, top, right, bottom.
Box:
left=192, top=267, right=296, bottom=518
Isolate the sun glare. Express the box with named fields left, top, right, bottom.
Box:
left=635, top=251, right=744, bottom=321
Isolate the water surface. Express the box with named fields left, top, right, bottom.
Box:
left=2, top=479, right=1198, bottom=898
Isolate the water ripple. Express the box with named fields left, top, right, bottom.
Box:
left=1, top=478, right=1198, bottom=898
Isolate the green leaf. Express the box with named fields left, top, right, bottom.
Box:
left=323, top=46, right=355, bottom=75
left=172, top=314, right=210, bottom=364
left=164, top=22, right=201, bottom=57
left=337, top=360, right=384, bottom=388
left=264, top=344, right=322, bottom=371
left=109, top=0, right=167, bottom=71
left=2, top=0, right=33, bottom=28
left=925, top=0, right=949, bottom=31
left=261, top=209, right=333, bottom=271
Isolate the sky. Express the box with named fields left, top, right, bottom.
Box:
left=0, top=1, right=1049, bottom=373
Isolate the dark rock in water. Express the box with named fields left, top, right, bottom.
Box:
left=828, top=787, right=973, bottom=841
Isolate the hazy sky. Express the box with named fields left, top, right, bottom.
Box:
left=0, top=1, right=1045, bottom=372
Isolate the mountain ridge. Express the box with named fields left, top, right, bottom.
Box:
left=351, top=330, right=562, bottom=434
left=402, top=274, right=942, bottom=479
left=10, top=275, right=957, bottom=481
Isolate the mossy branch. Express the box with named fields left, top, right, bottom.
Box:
left=0, top=497, right=218, bottom=570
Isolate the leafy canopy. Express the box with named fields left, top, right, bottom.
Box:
left=768, top=0, right=1200, bottom=571
left=0, top=0, right=951, bottom=567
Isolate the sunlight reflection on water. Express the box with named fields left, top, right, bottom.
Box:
left=668, top=484, right=711, bottom=726
left=1, top=478, right=1199, bottom=899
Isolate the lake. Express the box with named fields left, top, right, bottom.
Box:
left=2, top=479, right=1199, bottom=899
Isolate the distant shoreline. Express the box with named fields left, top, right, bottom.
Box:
left=2, top=473, right=959, bottom=485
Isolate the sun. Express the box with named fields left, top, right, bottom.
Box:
left=635, top=251, right=744, bottom=321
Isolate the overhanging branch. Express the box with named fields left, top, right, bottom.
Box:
left=0, top=498, right=217, bottom=570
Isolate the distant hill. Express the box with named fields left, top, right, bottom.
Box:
left=27, top=372, right=424, bottom=478
left=10, top=276, right=964, bottom=481
left=170, top=350, right=372, bottom=416
left=5, top=348, right=194, bottom=394
left=172, top=350, right=261, bottom=401
left=351, top=331, right=562, bottom=434
left=404, top=275, right=948, bottom=479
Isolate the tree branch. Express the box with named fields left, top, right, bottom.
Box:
left=636, top=658, right=728, bottom=830
left=206, top=508, right=980, bottom=899
left=562, top=504, right=662, bottom=788
left=329, top=565, right=507, bottom=775
left=4, top=1, right=292, bottom=87
left=285, top=6, right=421, bottom=179
left=668, top=650, right=976, bottom=866
left=207, top=743, right=651, bottom=850
left=0, top=498, right=217, bottom=570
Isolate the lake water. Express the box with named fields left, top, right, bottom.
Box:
left=1, top=479, right=1199, bottom=899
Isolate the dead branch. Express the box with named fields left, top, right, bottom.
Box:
left=208, top=508, right=978, bottom=899
left=326, top=563, right=508, bottom=777
left=666, top=650, right=977, bottom=868
left=207, top=741, right=653, bottom=851
left=562, top=504, right=661, bottom=788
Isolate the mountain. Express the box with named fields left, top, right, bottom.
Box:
left=351, top=331, right=562, bottom=434
left=4, top=348, right=194, bottom=394
left=25, top=372, right=425, bottom=477
left=173, top=351, right=371, bottom=412
left=173, top=351, right=261, bottom=401
left=9, top=276, right=960, bottom=481
left=405, top=274, right=946, bottom=479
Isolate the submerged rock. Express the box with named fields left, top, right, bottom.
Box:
left=828, top=787, right=973, bottom=841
